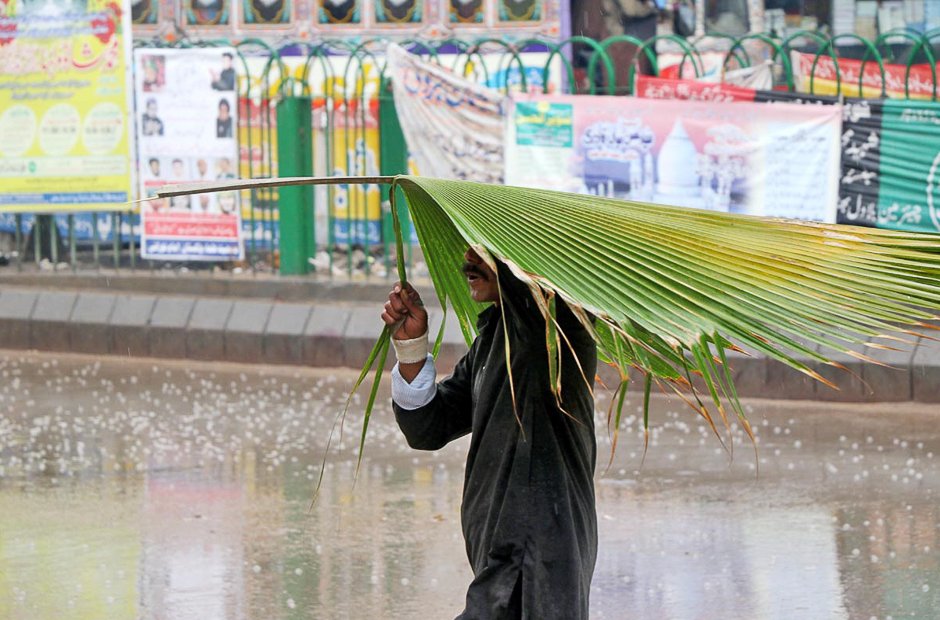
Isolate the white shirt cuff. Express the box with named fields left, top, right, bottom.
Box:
left=391, top=354, right=437, bottom=410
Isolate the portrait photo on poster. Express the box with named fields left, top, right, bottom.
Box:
left=210, top=52, right=236, bottom=91
left=141, top=97, right=164, bottom=136
left=216, top=98, right=233, bottom=138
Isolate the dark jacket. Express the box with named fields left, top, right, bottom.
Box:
left=394, top=267, right=598, bottom=619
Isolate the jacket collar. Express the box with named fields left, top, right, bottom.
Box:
left=476, top=304, right=498, bottom=332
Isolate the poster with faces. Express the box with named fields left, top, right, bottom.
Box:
left=134, top=48, right=243, bottom=261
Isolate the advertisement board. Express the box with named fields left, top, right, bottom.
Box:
left=0, top=0, right=133, bottom=213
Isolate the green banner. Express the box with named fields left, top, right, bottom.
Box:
left=876, top=100, right=940, bottom=234
left=514, top=102, right=573, bottom=148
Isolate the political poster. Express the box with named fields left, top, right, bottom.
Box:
left=505, top=94, right=843, bottom=222
left=134, top=48, right=243, bottom=261
left=0, top=0, right=133, bottom=213
left=387, top=43, right=507, bottom=184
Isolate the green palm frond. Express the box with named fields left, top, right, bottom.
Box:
left=156, top=175, right=940, bottom=463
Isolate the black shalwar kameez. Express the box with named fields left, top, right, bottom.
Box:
left=393, top=268, right=598, bottom=620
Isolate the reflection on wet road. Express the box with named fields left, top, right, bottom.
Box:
left=1, top=351, right=938, bottom=619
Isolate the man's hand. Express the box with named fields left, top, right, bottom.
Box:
left=383, top=283, right=429, bottom=383
left=382, top=282, right=428, bottom=340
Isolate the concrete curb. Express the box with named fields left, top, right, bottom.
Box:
left=0, top=285, right=937, bottom=402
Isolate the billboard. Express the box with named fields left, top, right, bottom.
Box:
left=0, top=0, right=133, bottom=213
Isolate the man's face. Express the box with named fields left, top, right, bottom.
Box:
left=463, top=248, right=499, bottom=303
left=218, top=158, right=230, bottom=173
left=149, top=160, right=159, bottom=175
left=172, top=160, right=183, bottom=176
left=147, top=101, right=157, bottom=115
left=197, top=159, right=208, bottom=175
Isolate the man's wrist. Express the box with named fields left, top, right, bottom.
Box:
left=392, top=331, right=429, bottom=363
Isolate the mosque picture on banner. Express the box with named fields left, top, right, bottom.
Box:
left=577, top=117, right=751, bottom=213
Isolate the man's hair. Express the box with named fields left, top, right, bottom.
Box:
left=172, top=158, right=183, bottom=165
left=222, top=52, right=233, bottom=60
left=146, top=97, right=157, bottom=107
left=219, top=98, right=230, bottom=110
left=149, top=158, right=159, bottom=166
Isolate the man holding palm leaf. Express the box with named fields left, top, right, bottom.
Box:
left=383, top=247, right=599, bottom=619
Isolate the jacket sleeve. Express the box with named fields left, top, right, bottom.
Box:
left=393, top=344, right=475, bottom=451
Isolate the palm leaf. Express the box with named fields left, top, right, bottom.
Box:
left=156, top=175, right=940, bottom=462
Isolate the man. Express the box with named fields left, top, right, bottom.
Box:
left=210, top=52, right=236, bottom=91
left=195, top=158, right=210, bottom=181
left=574, top=0, right=658, bottom=93
left=382, top=248, right=598, bottom=619
left=148, top=157, right=161, bottom=178
left=171, top=158, right=186, bottom=180
left=216, top=157, right=235, bottom=179
left=141, top=98, right=164, bottom=136
left=216, top=99, right=233, bottom=138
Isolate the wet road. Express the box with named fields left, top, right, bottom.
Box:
left=1, top=351, right=938, bottom=620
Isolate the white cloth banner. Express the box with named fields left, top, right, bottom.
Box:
left=723, top=61, right=774, bottom=90
left=386, top=44, right=507, bottom=184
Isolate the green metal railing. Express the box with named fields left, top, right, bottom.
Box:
left=5, top=30, right=940, bottom=276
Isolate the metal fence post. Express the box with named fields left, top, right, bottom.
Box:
left=276, top=95, right=315, bottom=275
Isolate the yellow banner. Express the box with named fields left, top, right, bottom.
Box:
left=0, top=0, right=133, bottom=213
left=322, top=98, right=382, bottom=244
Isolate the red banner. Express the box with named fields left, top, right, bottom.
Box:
left=635, top=75, right=756, bottom=102
left=142, top=213, right=240, bottom=238
left=792, top=52, right=940, bottom=100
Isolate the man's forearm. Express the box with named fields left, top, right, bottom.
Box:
left=391, top=354, right=438, bottom=411
left=398, top=358, right=427, bottom=383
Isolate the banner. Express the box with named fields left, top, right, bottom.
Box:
left=318, top=98, right=382, bottom=245
left=658, top=53, right=773, bottom=88
left=636, top=76, right=757, bottom=102
left=235, top=96, right=383, bottom=248
left=837, top=98, right=940, bottom=234
left=0, top=0, right=133, bottom=213
left=387, top=43, right=507, bottom=184
left=134, top=48, right=243, bottom=261
left=792, top=51, right=940, bottom=100
left=874, top=100, right=940, bottom=234
left=752, top=90, right=839, bottom=106
left=637, top=76, right=839, bottom=108
left=505, top=94, right=843, bottom=222
left=837, top=99, right=882, bottom=228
